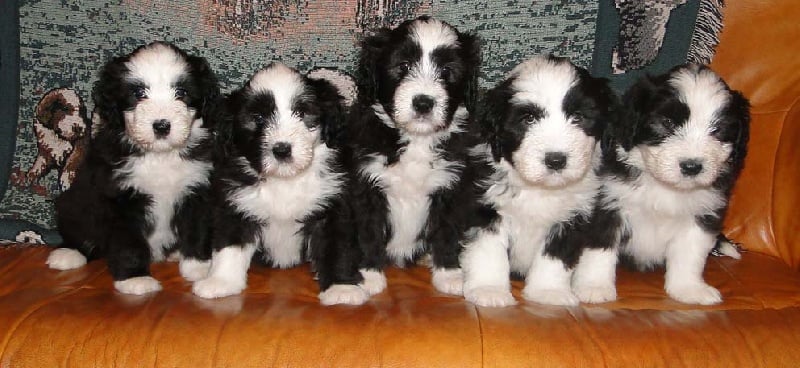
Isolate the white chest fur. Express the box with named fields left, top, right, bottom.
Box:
left=604, top=173, right=725, bottom=265
left=229, top=146, right=343, bottom=268
left=486, top=162, right=599, bottom=274
left=117, top=151, right=212, bottom=261
left=361, top=135, right=461, bottom=263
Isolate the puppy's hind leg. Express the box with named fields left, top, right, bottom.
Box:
left=49, top=187, right=105, bottom=270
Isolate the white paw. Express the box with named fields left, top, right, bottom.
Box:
left=192, top=277, right=245, bottom=299
left=319, top=284, right=370, bottom=306
left=432, top=268, right=464, bottom=295
left=114, top=276, right=162, bottom=295
left=46, top=248, right=87, bottom=270
left=573, top=284, right=617, bottom=304
left=666, top=282, right=722, bottom=305
left=522, top=287, right=579, bottom=306
left=179, top=258, right=211, bottom=282
left=465, top=286, right=517, bottom=307
left=359, top=269, right=387, bottom=295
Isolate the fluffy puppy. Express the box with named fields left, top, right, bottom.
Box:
left=192, top=63, right=365, bottom=305
left=46, top=41, right=220, bottom=295
left=347, top=16, right=483, bottom=296
left=461, top=55, right=619, bottom=307
left=601, top=64, right=750, bottom=305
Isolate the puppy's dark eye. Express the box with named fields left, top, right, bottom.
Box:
left=133, top=87, right=147, bottom=100
left=659, top=117, right=674, bottom=127
left=396, top=61, right=410, bottom=74
left=709, top=125, right=721, bottom=135
left=174, top=88, right=188, bottom=99
left=440, top=66, right=452, bottom=80
left=305, top=116, right=320, bottom=131
left=296, top=111, right=305, bottom=119
left=571, top=113, right=584, bottom=123
left=252, top=114, right=267, bottom=127
left=520, top=113, right=537, bottom=124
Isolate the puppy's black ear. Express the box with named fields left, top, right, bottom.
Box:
left=586, top=75, right=622, bottom=160
left=726, top=89, right=751, bottom=177
left=187, top=55, right=221, bottom=121
left=308, top=77, right=346, bottom=147
left=458, top=31, right=481, bottom=114
left=479, top=81, right=512, bottom=162
left=356, top=28, right=391, bottom=103
left=92, top=56, right=129, bottom=131
left=208, top=89, right=242, bottom=162
left=576, top=67, right=618, bottom=137
left=618, top=76, right=657, bottom=150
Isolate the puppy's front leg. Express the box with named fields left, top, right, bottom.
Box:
left=193, top=244, right=257, bottom=299
left=313, top=199, right=369, bottom=306
left=522, top=251, right=579, bottom=306
left=426, top=190, right=467, bottom=296
left=351, top=177, right=390, bottom=296
left=664, top=223, right=721, bottom=305
left=175, top=190, right=213, bottom=282
left=462, top=223, right=516, bottom=307
left=572, top=247, right=618, bottom=304
left=107, top=223, right=161, bottom=295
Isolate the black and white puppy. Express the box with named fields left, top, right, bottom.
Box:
left=461, top=55, right=619, bottom=307
left=348, top=16, right=482, bottom=295
left=192, top=63, right=366, bottom=305
left=601, top=64, right=750, bottom=305
left=47, top=41, right=220, bottom=295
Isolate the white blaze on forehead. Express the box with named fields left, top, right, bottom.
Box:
left=249, top=63, right=306, bottom=114
left=509, top=56, right=578, bottom=113
left=503, top=56, right=595, bottom=187
left=249, top=64, right=319, bottom=178
left=410, top=19, right=459, bottom=56
left=125, top=43, right=188, bottom=99
left=392, top=19, right=460, bottom=133
left=669, top=65, right=730, bottom=137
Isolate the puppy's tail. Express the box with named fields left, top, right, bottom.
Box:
left=711, top=233, right=743, bottom=259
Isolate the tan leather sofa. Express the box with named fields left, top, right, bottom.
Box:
left=1, top=1, right=798, bottom=366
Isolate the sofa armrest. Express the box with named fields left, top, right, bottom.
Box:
left=773, top=101, right=800, bottom=268
left=712, top=0, right=800, bottom=267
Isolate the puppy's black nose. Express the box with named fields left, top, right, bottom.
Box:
left=152, top=119, right=171, bottom=138
left=544, top=152, right=568, bottom=171
left=272, top=142, right=292, bottom=160
left=679, top=159, right=704, bottom=177
left=412, top=95, right=435, bottom=114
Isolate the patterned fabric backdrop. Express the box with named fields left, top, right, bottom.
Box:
left=0, top=0, right=599, bottom=243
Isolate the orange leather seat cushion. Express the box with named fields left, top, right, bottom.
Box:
left=2, top=245, right=799, bottom=367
